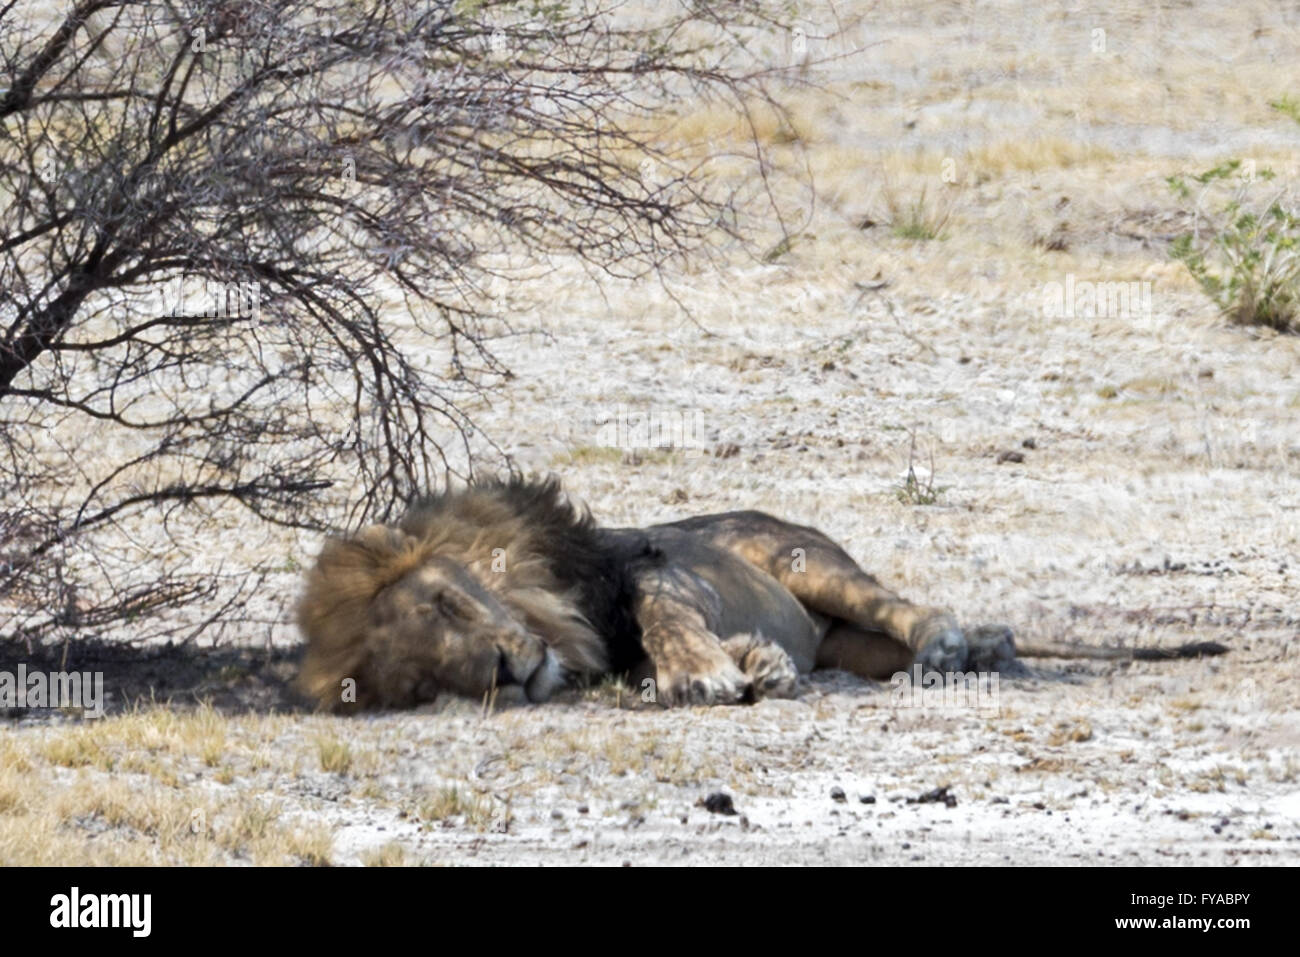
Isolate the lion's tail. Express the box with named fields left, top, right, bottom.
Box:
left=1014, top=640, right=1229, bottom=661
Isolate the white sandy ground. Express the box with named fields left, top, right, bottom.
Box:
left=300, top=668, right=1299, bottom=866
left=2, top=0, right=1299, bottom=864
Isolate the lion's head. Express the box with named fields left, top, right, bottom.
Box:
left=297, top=524, right=573, bottom=711
left=365, top=555, right=573, bottom=703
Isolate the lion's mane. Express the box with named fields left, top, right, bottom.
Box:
left=297, top=476, right=649, bottom=709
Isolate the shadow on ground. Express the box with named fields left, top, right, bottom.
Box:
left=0, top=638, right=306, bottom=719
left=0, top=630, right=1236, bottom=724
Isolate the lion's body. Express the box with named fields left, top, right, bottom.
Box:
left=297, top=475, right=1226, bottom=711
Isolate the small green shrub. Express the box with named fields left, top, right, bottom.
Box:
left=1168, top=160, right=1299, bottom=332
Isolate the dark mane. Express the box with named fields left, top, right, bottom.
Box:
left=400, top=475, right=650, bottom=673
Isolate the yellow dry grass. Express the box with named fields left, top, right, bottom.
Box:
left=0, top=708, right=337, bottom=865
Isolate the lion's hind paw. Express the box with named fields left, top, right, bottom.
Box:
left=911, top=614, right=969, bottom=675
left=966, top=624, right=1027, bottom=676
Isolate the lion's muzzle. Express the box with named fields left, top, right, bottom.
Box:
left=523, top=647, right=570, bottom=702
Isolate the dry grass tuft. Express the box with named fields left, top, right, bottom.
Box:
left=361, top=842, right=409, bottom=866
left=315, top=734, right=354, bottom=775
left=419, top=786, right=494, bottom=829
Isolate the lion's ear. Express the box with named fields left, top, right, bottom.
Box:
left=353, top=523, right=408, bottom=552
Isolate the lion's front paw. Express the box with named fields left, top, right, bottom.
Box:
left=654, top=642, right=754, bottom=707
left=910, top=612, right=969, bottom=674
left=720, top=632, right=798, bottom=700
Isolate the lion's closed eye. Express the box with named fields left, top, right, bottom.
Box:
left=436, top=590, right=477, bottom=622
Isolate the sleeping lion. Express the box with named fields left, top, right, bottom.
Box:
left=296, top=475, right=1225, bottom=711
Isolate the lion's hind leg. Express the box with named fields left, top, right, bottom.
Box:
left=814, top=622, right=913, bottom=680
left=779, top=547, right=968, bottom=673
left=668, top=512, right=969, bottom=674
